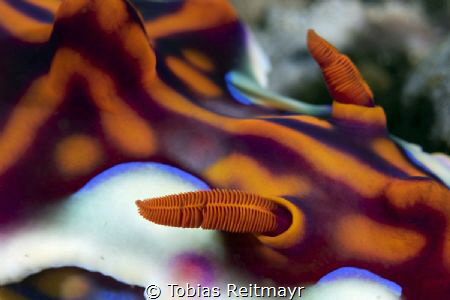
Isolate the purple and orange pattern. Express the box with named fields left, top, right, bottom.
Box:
left=0, top=1, right=449, bottom=299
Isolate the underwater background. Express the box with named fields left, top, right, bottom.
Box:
left=232, top=0, right=450, bottom=154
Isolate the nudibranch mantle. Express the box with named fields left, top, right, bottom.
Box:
left=0, top=163, right=222, bottom=286
left=0, top=0, right=449, bottom=300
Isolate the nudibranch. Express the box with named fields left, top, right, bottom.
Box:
left=0, top=0, right=449, bottom=299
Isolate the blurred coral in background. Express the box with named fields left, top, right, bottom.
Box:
left=231, top=0, right=450, bottom=153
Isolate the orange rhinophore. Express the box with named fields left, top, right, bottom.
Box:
left=307, top=29, right=374, bottom=107
left=136, top=189, right=278, bottom=233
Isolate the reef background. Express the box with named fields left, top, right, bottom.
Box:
left=230, top=0, right=450, bottom=154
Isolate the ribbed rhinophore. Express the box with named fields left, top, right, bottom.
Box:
left=136, top=189, right=278, bottom=233
left=307, top=29, right=374, bottom=107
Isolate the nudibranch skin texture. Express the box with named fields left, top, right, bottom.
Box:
left=0, top=1, right=450, bottom=300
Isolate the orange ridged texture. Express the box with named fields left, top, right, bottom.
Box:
left=307, top=29, right=374, bottom=107
left=136, top=189, right=278, bottom=233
